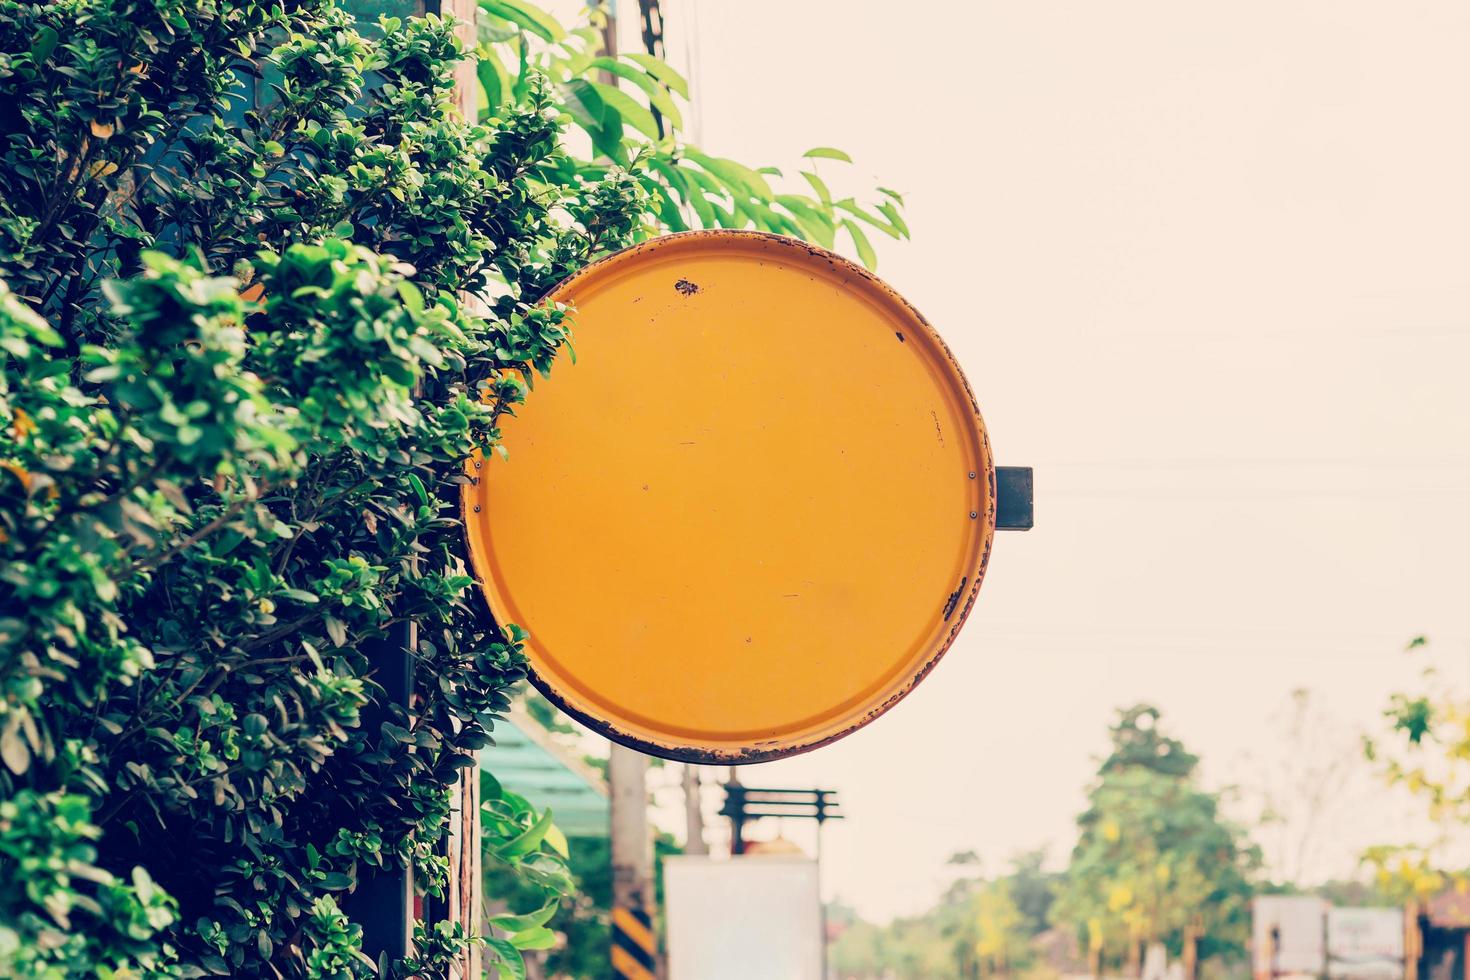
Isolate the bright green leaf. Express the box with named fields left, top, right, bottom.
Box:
left=803, top=146, right=853, bottom=163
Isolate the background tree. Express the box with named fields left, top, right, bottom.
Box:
left=1231, top=688, right=1367, bottom=888
left=829, top=852, right=1058, bottom=980
left=1051, top=705, right=1259, bottom=980
left=1362, top=638, right=1470, bottom=903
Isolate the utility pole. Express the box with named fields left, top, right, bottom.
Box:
left=726, top=765, right=744, bottom=855
left=609, top=743, right=658, bottom=980
left=599, top=0, right=618, bottom=59
left=682, top=763, right=707, bottom=855
left=635, top=0, right=667, bottom=137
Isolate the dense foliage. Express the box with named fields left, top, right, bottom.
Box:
left=0, top=1, right=633, bottom=975
left=0, top=0, right=902, bottom=974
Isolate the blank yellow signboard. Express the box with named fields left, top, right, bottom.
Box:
left=462, top=231, right=994, bottom=762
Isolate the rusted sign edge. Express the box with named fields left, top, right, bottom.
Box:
left=460, top=229, right=997, bottom=764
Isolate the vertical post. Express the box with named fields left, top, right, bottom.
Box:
left=636, top=0, right=664, bottom=58
left=635, top=0, right=667, bottom=138
left=445, top=762, right=482, bottom=978
left=610, top=744, right=657, bottom=980
left=726, top=766, right=745, bottom=856
left=350, top=620, right=416, bottom=966
left=1406, top=902, right=1421, bottom=980
left=682, top=764, right=707, bottom=856
left=422, top=0, right=479, bottom=120
left=815, top=797, right=828, bottom=980
left=595, top=0, right=618, bottom=62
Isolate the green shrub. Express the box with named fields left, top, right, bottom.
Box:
left=0, top=1, right=642, bottom=974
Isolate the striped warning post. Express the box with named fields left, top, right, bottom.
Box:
left=611, top=904, right=657, bottom=980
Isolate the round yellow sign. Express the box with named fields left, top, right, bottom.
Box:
left=462, top=231, right=994, bottom=762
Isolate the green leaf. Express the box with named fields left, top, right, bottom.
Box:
left=477, top=47, right=509, bottom=113
left=801, top=170, right=832, bottom=204
left=686, top=150, right=773, bottom=200
left=480, top=0, right=564, bottom=42
left=543, top=821, right=569, bottom=858
left=489, top=900, right=558, bottom=934
left=1391, top=696, right=1433, bottom=744
left=803, top=146, right=853, bottom=163
left=588, top=57, right=683, bottom=131
left=30, top=26, right=59, bottom=65
left=776, top=196, right=836, bottom=249
left=836, top=198, right=901, bottom=238
left=495, top=806, right=555, bottom=859
left=878, top=200, right=910, bottom=238
left=589, top=81, right=661, bottom=140
left=509, top=926, right=556, bottom=951
left=589, top=108, right=627, bottom=164
left=842, top=219, right=877, bottom=270
left=642, top=176, right=689, bottom=232
left=557, top=78, right=605, bottom=133
left=623, top=52, right=689, bottom=98
left=486, top=937, right=526, bottom=980
left=685, top=185, right=716, bottom=228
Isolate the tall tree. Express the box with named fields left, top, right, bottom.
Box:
left=1052, top=705, right=1259, bottom=979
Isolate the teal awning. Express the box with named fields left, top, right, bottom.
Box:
left=481, top=706, right=609, bottom=839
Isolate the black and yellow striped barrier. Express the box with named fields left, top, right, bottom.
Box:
left=611, top=904, right=657, bottom=980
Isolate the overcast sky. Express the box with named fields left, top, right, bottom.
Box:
left=539, top=0, right=1470, bottom=921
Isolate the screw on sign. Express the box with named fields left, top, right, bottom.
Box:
left=462, top=230, right=1031, bottom=763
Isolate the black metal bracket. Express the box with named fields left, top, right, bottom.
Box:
left=996, top=466, right=1034, bottom=531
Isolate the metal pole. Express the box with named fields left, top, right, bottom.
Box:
left=610, top=743, right=657, bottom=979
left=726, top=765, right=745, bottom=856
left=596, top=0, right=618, bottom=59
left=349, top=619, right=416, bottom=966
left=682, top=763, right=707, bottom=856
left=817, top=816, right=828, bottom=980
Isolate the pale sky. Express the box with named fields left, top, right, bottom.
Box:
left=544, top=0, right=1470, bottom=922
